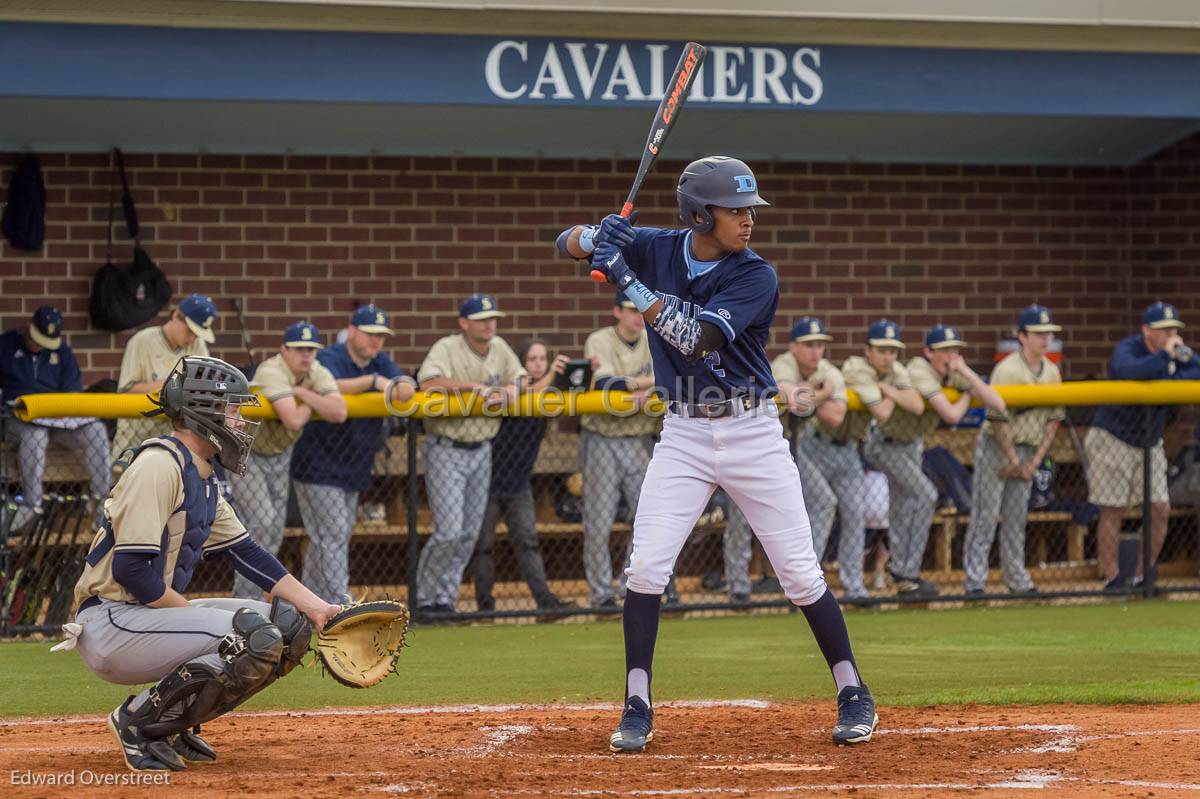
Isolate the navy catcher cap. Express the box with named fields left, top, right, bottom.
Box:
left=29, top=305, right=63, bottom=351
left=459, top=294, right=505, bottom=320
left=1018, top=304, right=1061, bottom=333
left=791, top=316, right=832, bottom=343
left=352, top=304, right=394, bottom=334
left=866, top=319, right=905, bottom=349
left=1143, top=301, right=1184, bottom=329
left=179, top=294, right=218, bottom=344
left=925, top=324, right=966, bottom=350
left=284, top=321, right=323, bottom=349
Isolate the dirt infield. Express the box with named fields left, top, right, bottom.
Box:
left=2, top=701, right=1198, bottom=798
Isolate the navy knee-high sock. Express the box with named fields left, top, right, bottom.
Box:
left=799, top=589, right=862, bottom=692
left=623, top=589, right=661, bottom=705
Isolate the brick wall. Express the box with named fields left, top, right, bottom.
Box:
left=2, top=140, right=1197, bottom=386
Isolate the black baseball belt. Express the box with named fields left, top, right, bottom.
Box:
left=667, top=395, right=761, bottom=419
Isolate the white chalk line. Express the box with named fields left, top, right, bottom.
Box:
left=0, top=698, right=771, bottom=728
left=479, top=774, right=1200, bottom=796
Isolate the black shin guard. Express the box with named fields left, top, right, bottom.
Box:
left=139, top=608, right=284, bottom=739
left=269, top=597, right=311, bottom=680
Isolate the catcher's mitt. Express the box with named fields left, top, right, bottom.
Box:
left=315, top=599, right=410, bottom=688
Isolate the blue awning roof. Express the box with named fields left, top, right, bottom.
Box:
left=3, top=23, right=1198, bottom=164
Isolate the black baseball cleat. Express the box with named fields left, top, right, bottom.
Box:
left=609, top=696, right=654, bottom=753
left=108, top=697, right=188, bottom=772
left=832, top=685, right=879, bottom=745
left=171, top=727, right=217, bottom=763
left=895, top=576, right=940, bottom=599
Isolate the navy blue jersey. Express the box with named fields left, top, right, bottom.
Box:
left=291, top=343, right=406, bottom=492
left=619, top=227, right=778, bottom=403
left=0, top=329, right=83, bottom=403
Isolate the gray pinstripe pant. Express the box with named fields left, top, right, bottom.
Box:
left=581, top=432, right=651, bottom=605
left=963, top=435, right=1036, bottom=592
left=863, top=430, right=937, bottom=582
left=228, top=449, right=292, bottom=599
left=417, top=438, right=492, bottom=608
left=6, top=418, right=111, bottom=507
left=801, top=430, right=868, bottom=597
left=293, top=480, right=358, bottom=603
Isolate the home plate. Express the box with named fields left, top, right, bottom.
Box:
left=700, top=763, right=835, bottom=772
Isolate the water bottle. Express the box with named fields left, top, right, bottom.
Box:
left=1174, top=344, right=1194, bottom=363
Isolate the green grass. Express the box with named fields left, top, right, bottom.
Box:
left=3, top=600, right=1199, bottom=718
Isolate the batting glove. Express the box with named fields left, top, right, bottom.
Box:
left=595, top=212, right=638, bottom=248
left=592, top=242, right=637, bottom=289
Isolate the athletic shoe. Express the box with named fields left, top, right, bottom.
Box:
left=536, top=595, right=576, bottom=611
left=609, top=696, right=654, bottom=753
left=1103, top=576, right=1127, bottom=593
left=895, top=576, right=939, bottom=598
left=842, top=593, right=872, bottom=608
left=832, top=685, right=879, bottom=745
left=170, top=728, right=216, bottom=763
left=730, top=592, right=751, bottom=605
left=108, top=697, right=188, bottom=772
left=594, top=597, right=620, bottom=610
left=1008, top=584, right=1039, bottom=596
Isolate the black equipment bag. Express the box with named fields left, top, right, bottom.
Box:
left=88, top=149, right=172, bottom=332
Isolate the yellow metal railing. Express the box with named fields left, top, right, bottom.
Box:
left=13, top=380, right=1200, bottom=422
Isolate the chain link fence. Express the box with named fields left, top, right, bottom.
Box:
left=3, top=386, right=1199, bottom=634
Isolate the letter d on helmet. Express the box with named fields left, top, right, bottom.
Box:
left=677, top=156, right=770, bottom=233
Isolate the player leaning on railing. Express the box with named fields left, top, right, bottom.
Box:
left=557, top=156, right=878, bottom=752
left=1088, top=301, right=1200, bottom=590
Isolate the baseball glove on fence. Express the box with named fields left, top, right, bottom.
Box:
left=315, top=600, right=411, bottom=688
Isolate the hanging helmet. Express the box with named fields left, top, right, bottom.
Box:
left=676, top=156, right=770, bottom=233
left=145, top=356, right=261, bottom=475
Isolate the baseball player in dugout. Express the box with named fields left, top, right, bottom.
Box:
left=112, top=294, right=218, bottom=459
left=964, top=306, right=1065, bottom=596
left=901, top=325, right=1008, bottom=593
left=290, top=305, right=416, bottom=603
left=58, top=356, right=341, bottom=772
left=415, top=294, right=527, bottom=618
left=0, top=305, right=112, bottom=530
left=721, top=315, right=856, bottom=604
left=841, top=322, right=935, bottom=598
left=1088, top=301, right=1200, bottom=591
left=228, top=321, right=348, bottom=599
left=581, top=291, right=660, bottom=609
left=557, top=156, right=878, bottom=752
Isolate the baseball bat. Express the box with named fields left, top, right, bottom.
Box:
left=591, top=41, right=707, bottom=282
left=230, top=298, right=257, bottom=372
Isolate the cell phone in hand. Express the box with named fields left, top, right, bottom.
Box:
left=554, top=358, right=594, bottom=391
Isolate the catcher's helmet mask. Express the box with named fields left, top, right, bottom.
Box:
left=145, top=356, right=261, bottom=475
left=677, top=155, right=770, bottom=234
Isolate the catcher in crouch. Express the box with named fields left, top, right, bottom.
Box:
left=60, top=355, right=345, bottom=772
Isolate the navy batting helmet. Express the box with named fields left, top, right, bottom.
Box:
left=676, top=156, right=770, bottom=233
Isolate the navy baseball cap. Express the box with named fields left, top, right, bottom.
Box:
left=614, top=290, right=637, bottom=310
left=1018, top=304, right=1061, bottom=333
left=29, top=305, right=63, bottom=351
left=179, top=294, right=217, bottom=344
left=925, top=324, right=966, bottom=350
left=283, top=321, right=323, bottom=349
left=351, top=304, right=394, bottom=335
left=866, top=319, right=905, bottom=349
left=791, top=316, right=832, bottom=343
left=459, top=294, right=506, bottom=320
left=1143, top=301, right=1185, bottom=329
